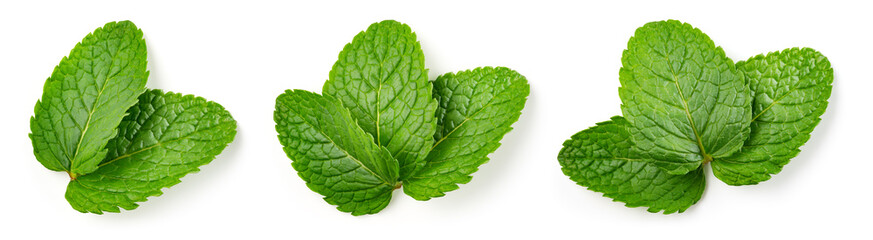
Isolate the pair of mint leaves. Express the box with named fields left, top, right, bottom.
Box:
left=558, top=20, right=833, bottom=213
left=29, top=21, right=238, bottom=214
left=274, top=20, right=530, bottom=215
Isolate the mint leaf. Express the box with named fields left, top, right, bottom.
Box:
left=558, top=116, right=705, bottom=214
left=275, top=20, right=529, bottom=215
left=275, top=90, right=400, bottom=216
left=65, top=90, right=237, bottom=214
left=712, top=48, right=833, bottom=185
left=619, top=20, right=752, bottom=175
left=323, top=20, right=438, bottom=181
left=31, top=21, right=238, bottom=214
left=559, top=20, right=832, bottom=213
left=30, top=21, right=148, bottom=177
left=403, top=67, right=529, bottom=200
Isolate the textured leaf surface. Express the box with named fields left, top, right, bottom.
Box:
left=558, top=116, right=705, bottom=214
left=619, top=20, right=751, bottom=175
left=403, top=67, right=528, bottom=200
left=30, top=21, right=148, bottom=176
left=712, top=48, right=832, bottom=185
left=275, top=90, right=399, bottom=215
left=323, top=20, right=437, bottom=181
left=65, top=90, right=237, bottom=214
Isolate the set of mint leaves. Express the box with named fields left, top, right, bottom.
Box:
left=558, top=20, right=832, bottom=214
left=274, top=20, right=530, bottom=215
left=29, top=21, right=238, bottom=214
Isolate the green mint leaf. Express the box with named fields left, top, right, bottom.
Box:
left=323, top=20, right=438, bottom=181
left=558, top=116, right=705, bottom=214
left=712, top=48, right=833, bottom=185
left=557, top=20, right=832, bottom=213
left=403, top=67, right=529, bottom=200
left=30, top=21, right=148, bottom=177
left=275, top=90, right=400, bottom=216
left=65, top=90, right=237, bottom=214
left=619, top=20, right=751, bottom=175
left=276, top=20, right=529, bottom=214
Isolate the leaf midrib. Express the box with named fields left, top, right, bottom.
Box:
left=318, top=126, right=394, bottom=186
left=751, top=87, right=799, bottom=122
left=69, top=38, right=135, bottom=173
left=430, top=80, right=512, bottom=151
left=664, top=56, right=709, bottom=160
left=96, top=118, right=230, bottom=168
left=296, top=99, right=395, bottom=186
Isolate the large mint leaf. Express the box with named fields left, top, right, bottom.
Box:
left=30, top=21, right=148, bottom=177
left=712, top=48, right=833, bottom=185
left=323, top=20, right=438, bottom=181
left=403, top=67, right=528, bottom=200
left=619, top=20, right=751, bottom=175
left=558, top=116, right=705, bottom=214
left=65, top=90, right=237, bottom=214
left=275, top=90, right=400, bottom=215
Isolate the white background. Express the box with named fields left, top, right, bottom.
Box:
left=1, top=0, right=870, bottom=239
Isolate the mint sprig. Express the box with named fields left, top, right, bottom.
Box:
left=275, top=20, right=530, bottom=215
left=30, top=21, right=238, bottom=214
left=558, top=20, right=832, bottom=213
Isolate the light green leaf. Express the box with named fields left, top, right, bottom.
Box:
left=619, top=20, right=751, bottom=175
left=323, top=20, right=438, bottom=181
left=30, top=21, right=149, bottom=177
left=558, top=116, right=705, bottom=214
left=712, top=48, right=833, bottom=185
left=403, top=67, right=529, bottom=200
left=65, top=90, right=237, bottom=214
left=275, top=90, right=400, bottom=215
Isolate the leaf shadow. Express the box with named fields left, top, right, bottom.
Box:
left=143, top=34, right=163, bottom=91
